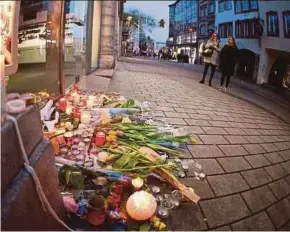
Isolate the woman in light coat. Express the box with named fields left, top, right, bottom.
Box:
left=199, top=33, right=221, bottom=86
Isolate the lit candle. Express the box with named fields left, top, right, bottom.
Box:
left=132, top=177, right=144, bottom=191
left=59, top=98, right=67, bottom=112
left=86, top=99, right=94, bottom=109
left=65, top=106, right=73, bottom=115
left=126, top=191, right=157, bottom=221
left=95, top=131, right=106, bottom=147
left=80, top=111, right=91, bottom=124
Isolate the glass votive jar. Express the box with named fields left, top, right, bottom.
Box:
left=157, top=198, right=175, bottom=218
left=71, top=144, right=78, bottom=150
left=170, top=190, right=183, bottom=208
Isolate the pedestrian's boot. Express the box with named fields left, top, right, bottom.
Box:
left=199, top=78, right=205, bottom=84
left=208, top=77, right=213, bottom=86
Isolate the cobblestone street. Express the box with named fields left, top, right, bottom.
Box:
left=108, top=57, right=290, bottom=231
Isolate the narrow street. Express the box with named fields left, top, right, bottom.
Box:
left=108, top=57, right=290, bottom=230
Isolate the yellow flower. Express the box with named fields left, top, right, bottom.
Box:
left=189, top=137, right=196, bottom=144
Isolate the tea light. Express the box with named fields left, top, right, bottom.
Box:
left=126, top=191, right=157, bottom=221
left=182, top=163, right=189, bottom=171
left=98, top=151, right=108, bottom=163
left=155, top=194, right=164, bottom=203
left=76, top=154, right=84, bottom=160
left=59, top=98, right=67, bottom=112
left=81, top=111, right=91, bottom=124
left=132, top=177, right=144, bottom=191
left=65, top=107, right=73, bottom=115
left=86, top=99, right=94, bottom=109
left=83, top=138, right=91, bottom=143
left=88, top=95, right=96, bottom=101
left=151, top=186, right=161, bottom=194
left=178, top=170, right=186, bottom=178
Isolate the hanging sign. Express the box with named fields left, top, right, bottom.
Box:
left=0, top=1, right=20, bottom=76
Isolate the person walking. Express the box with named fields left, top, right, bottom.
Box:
left=199, top=33, right=221, bottom=86
left=219, top=36, right=238, bottom=92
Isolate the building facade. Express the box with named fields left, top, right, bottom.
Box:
left=257, top=1, right=290, bottom=89
left=214, top=0, right=261, bottom=80
left=197, top=0, right=215, bottom=64
left=7, top=0, right=124, bottom=95
left=168, top=0, right=198, bottom=63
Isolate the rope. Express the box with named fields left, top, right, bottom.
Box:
left=7, top=115, right=73, bottom=231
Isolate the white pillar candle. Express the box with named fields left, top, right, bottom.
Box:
left=86, top=99, right=94, bottom=109
left=81, top=111, right=91, bottom=124
left=88, top=95, right=95, bottom=101
left=65, top=106, right=73, bottom=115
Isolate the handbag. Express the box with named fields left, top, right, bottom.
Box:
left=202, top=48, right=213, bottom=57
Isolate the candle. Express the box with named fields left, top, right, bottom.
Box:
left=95, top=131, right=106, bottom=147
left=81, top=111, right=91, bottom=124
left=132, top=177, right=144, bottom=191
left=65, top=106, right=73, bottom=115
left=151, top=186, right=161, bottom=194
left=126, top=191, right=157, bottom=221
left=88, top=95, right=95, bottom=101
left=86, top=99, right=94, bottom=109
left=59, top=98, right=67, bottom=112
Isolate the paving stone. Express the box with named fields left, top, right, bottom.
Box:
left=241, top=168, right=272, bottom=188
left=181, top=178, right=215, bottom=200
left=261, top=136, right=275, bottom=143
left=152, top=106, right=175, bottom=112
left=213, top=225, right=231, bottom=231
left=174, top=107, right=196, bottom=113
left=201, top=127, right=228, bottom=135
left=268, top=178, right=290, bottom=199
left=281, top=161, right=290, bottom=173
left=278, top=220, right=290, bottom=231
left=199, top=135, right=229, bottom=145
left=224, top=136, right=249, bottom=144
left=182, top=126, right=204, bottom=134
left=189, top=113, right=212, bottom=120
left=189, top=134, right=203, bottom=144
left=185, top=119, right=211, bottom=126
left=217, top=157, right=251, bottom=172
left=243, top=129, right=261, bottom=136
left=200, top=194, right=250, bottom=228
left=264, top=152, right=285, bottom=164
left=169, top=204, right=207, bottom=231
left=264, top=164, right=288, bottom=180
left=245, top=135, right=265, bottom=143
left=245, top=154, right=271, bottom=168
left=224, top=128, right=246, bottom=135
left=241, top=185, right=277, bottom=213
left=218, top=145, right=248, bottom=156
left=267, top=199, right=290, bottom=229
left=279, top=150, right=290, bottom=161
left=258, top=129, right=273, bottom=135
left=207, top=173, right=249, bottom=196
left=164, top=111, right=190, bottom=118
left=209, top=121, right=232, bottom=127
left=152, top=111, right=165, bottom=117
left=162, top=117, right=187, bottom=125
left=243, top=144, right=266, bottom=154
left=274, top=142, right=289, bottom=151
left=260, top=143, right=280, bottom=153
left=189, top=159, right=224, bottom=176
left=209, top=115, right=229, bottom=121
left=188, top=145, right=225, bottom=158
left=231, top=211, right=275, bottom=231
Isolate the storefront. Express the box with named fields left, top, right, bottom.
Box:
left=6, top=0, right=102, bottom=95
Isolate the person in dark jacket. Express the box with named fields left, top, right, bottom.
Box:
left=219, top=36, right=238, bottom=92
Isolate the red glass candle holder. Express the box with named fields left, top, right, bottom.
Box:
left=95, top=131, right=106, bottom=147
left=59, top=98, right=67, bottom=112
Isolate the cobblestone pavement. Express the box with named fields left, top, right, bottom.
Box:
left=108, top=58, right=290, bottom=231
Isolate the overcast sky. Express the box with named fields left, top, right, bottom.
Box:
left=125, top=1, right=175, bottom=43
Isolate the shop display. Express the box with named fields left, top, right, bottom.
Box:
left=34, top=84, right=205, bottom=231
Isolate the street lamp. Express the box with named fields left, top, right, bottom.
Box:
left=127, top=16, right=132, bottom=21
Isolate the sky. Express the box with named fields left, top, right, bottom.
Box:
left=124, top=1, right=175, bottom=43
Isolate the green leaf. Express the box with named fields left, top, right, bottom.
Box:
left=139, top=223, right=151, bottom=231
left=65, top=171, right=71, bottom=185
left=70, top=172, right=85, bottom=190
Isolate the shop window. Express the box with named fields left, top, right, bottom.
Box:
left=282, top=11, right=290, bottom=38
left=219, top=22, right=233, bottom=38
left=267, top=11, right=279, bottom=37
left=235, top=0, right=258, bottom=14
left=199, top=24, right=208, bottom=36
left=208, top=1, right=215, bottom=14
left=235, top=19, right=258, bottom=38
left=23, top=10, right=37, bottom=21
left=200, top=6, right=208, bottom=18
left=219, top=0, right=232, bottom=13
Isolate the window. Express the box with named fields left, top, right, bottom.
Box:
left=235, top=0, right=258, bottom=13
left=267, top=11, right=279, bottom=37
left=235, top=19, right=258, bottom=38
left=23, top=10, right=37, bottom=21
left=219, top=22, right=233, bottom=38
left=208, top=2, right=215, bottom=14
left=283, top=11, right=290, bottom=38
left=200, top=6, right=207, bottom=17
left=199, top=24, right=208, bottom=36
left=219, top=0, right=232, bottom=12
